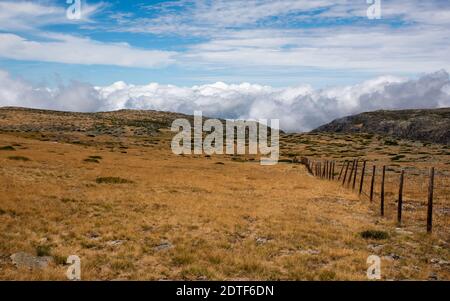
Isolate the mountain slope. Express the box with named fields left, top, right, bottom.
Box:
left=311, top=108, right=450, bottom=144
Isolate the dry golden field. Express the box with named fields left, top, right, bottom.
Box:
left=0, top=108, right=448, bottom=280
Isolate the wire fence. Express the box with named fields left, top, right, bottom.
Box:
left=301, top=157, right=449, bottom=234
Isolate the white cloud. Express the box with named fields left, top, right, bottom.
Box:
left=0, top=69, right=102, bottom=112
left=110, top=0, right=450, bottom=74
left=0, top=33, right=175, bottom=68
left=1, top=69, right=449, bottom=132
left=0, top=1, right=175, bottom=69
left=0, top=0, right=104, bottom=31
left=120, top=0, right=450, bottom=34
left=181, top=26, right=450, bottom=73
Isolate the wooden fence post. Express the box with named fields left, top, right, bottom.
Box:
left=359, top=160, right=366, bottom=195
left=397, top=169, right=404, bottom=225
left=352, top=160, right=359, bottom=190
left=381, top=165, right=386, bottom=216
left=427, top=167, right=435, bottom=233
left=327, top=161, right=331, bottom=180
left=347, top=160, right=355, bottom=187
left=331, top=161, right=335, bottom=180
left=338, top=160, right=346, bottom=180
left=329, top=161, right=332, bottom=180
left=370, top=165, right=376, bottom=202
left=342, top=161, right=350, bottom=185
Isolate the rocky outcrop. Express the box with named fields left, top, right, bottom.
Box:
left=311, top=108, right=450, bottom=144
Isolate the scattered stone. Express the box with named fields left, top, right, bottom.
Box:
left=39, top=237, right=49, bottom=244
left=428, top=272, right=439, bottom=281
left=299, top=249, right=320, bottom=255
left=431, top=258, right=449, bottom=266
left=153, top=241, right=173, bottom=252
left=106, top=240, right=125, bottom=247
left=395, top=228, right=413, bottom=235
left=255, top=237, right=271, bottom=245
left=367, top=244, right=384, bottom=253
left=383, top=253, right=401, bottom=261
left=10, top=252, right=53, bottom=269
left=87, top=232, right=101, bottom=241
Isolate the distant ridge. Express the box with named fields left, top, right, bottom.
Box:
left=0, top=106, right=277, bottom=141
left=311, top=108, right=450, bottom=144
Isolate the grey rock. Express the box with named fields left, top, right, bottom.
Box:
left=367, top=244, right=385, bottom=252
left=106, top=240, right=125, bottom=247
left=395, top=228, right=413, bottom=235
left=87, top=232, right=101, bottom=241
left=383, top=253, right=401, bottom=261
left=153, top=241, right=173, bottom=252
left=428, top=272, right=439, bottom=280
left=299, top=249, right=320, bottom=255
left=10, top=252, right=53, bottom=269
left=255, top=237, right=271, bottom=245
left=431, top=258, right=449, bottom=266
left=312, top=108, right=450, bottom=144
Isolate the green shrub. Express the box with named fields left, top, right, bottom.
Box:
left=84, top=158, right=100, bottom=163
left=36, top=245, right=52, bottom=257
left=384, top=140, right=399, bottom=146
left=96, top=177, right=134, bottom=184
left=8, top=156, right=30, bottom=161
left=390, top=154, right=406, bottom=161
left=0, top=146, right=15, bottom=151
left=360, top=230, right=389, bottom=240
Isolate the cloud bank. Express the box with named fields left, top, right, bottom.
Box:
left=1, top=69, right=449, bottom=132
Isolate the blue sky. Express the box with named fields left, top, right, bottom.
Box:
left=0, top=0, right=449, bottom=88
left=0, top=1, right=449, bottom=131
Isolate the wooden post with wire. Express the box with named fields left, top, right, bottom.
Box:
left=352, top=160, right=359, bottom=190
left=381, top=165, right=386, bottom=216
left=397, top=169, right=404, bottom=225
left=347, top=160, right=355, bottom=187
left=331, top=161, right=335, bottom=180
left=427, top=167, right=435, bottom=233
left=359, top=160, right=366, bottom=195
left=342, top=161, right=350, bottom=185
left=370, top=165, right=376, bottom=202
left=338, top=160, right=346, bottom=180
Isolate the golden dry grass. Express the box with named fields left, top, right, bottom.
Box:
left=0, top=129, right=448, bottom=281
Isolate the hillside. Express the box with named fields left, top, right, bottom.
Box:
left=0, top=107, right=193, bottom=145
left=311, top=108, right=450, bottom=144
left=0, top=106, right=448, bottom=280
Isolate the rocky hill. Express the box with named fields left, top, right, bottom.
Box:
left=0, top=107, right=272, bottom=148
left=311, top=108, right=450, bottom=144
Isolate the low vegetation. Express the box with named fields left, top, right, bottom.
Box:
left=0, top=145, right=15, bottom=151
left=8, top=156, right=30, bottom=161
left=0, top=107, right=448, bottom=280
left=360, top=230, right=389, bottom=240
left=95, top=177, right=134, bottom=184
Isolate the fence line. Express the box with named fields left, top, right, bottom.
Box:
left=300, top=157, right=447, bottom=234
